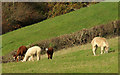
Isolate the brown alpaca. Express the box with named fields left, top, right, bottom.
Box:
left=91, top=37, right=109, bottom=56
left=46, top=47, right=54, bottom=59
left=13, top=46, right=27, bottom=62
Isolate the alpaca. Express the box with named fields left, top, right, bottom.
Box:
left=46, top=47, right=54, bottom=59
left=91, top=37, right=109, bottom=56
left=22, top=46, right=41, bottom=62
left=13, top=46, right=27, bottom=62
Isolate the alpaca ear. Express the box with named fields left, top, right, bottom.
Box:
left=46, top=48, right=48, bottom=51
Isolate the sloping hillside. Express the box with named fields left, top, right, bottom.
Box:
left=2, top=2, right=118, bottom=56
left=2, top=2, right=96, bottom=34
left=2, top=37, right=118, bottom=73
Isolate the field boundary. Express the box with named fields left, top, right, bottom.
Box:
left=2, top=20, right=119, bottom=63
left=28, top=20, right=120, bottom=54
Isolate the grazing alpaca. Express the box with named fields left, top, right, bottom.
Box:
left=13, top=46, right=27, bottom=62
left=46, top=47, right=54, bottom=59
left=91, top=37, right=109, bottom=56
left=22, top=46, right=41, bottom=62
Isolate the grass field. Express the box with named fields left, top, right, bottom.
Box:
left=2, top=2, right=118, bottom=56
left=2, top=37, right=118, bottom=73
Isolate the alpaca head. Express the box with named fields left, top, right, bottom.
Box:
left=104, top=46, right=109, bottom=53
left=13, top=55, right=20, bottom=62
left=13, top=55, right=17, bottom=60
left=45, top=48, right=48, bottom=51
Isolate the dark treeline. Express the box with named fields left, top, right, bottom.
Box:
left=2, top=2, right=98, bottom=34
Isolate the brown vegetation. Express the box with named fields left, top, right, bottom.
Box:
left=28, top=20, right=119, bottom=54
left=2, top=20, right=119, bottom=63
left=2, top=2, right=98, bottom=34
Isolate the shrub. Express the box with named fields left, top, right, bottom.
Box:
left=28, top=20, right=120, bottom=55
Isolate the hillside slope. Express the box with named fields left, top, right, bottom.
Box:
left=2, top=37, right=118, bottom=73
left=2, top=2, right=118, bottom=56
left=2, top=2, right=97, bottom=34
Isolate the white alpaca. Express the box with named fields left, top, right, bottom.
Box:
left=22, top=46, right=41, bottom=62
left=91, top=37, right=109, bottom=56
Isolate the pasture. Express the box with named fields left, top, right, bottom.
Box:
left=2, top=37, right=118, bottom=73
left=2, top=2, right=118, bottom=56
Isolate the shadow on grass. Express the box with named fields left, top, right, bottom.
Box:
left=108, top=48, right=115, bottom=53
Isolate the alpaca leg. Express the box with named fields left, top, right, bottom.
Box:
left=50, top=54, right=53, bottom=59
left=17, top=56, right=18, bottom=62
left=28, top=56, right=32, bottom=61
left=31, top=55, right=34, bottom=61
left=37, top=51, right=40, bottom=61
left=48, top=54, right=50, bottom=59
left=104, top=47, right=106, bottom=53
left=47, top=53, right=49, bottom=59
left=50, top=55, right=52, bottom=59
left=92, top=46, right=97, bottom=56
left=22, top=57, right=26, bottom=62
left=22, top=55, right=29, bottom=62
left=101, top=47, right=104, bottom=54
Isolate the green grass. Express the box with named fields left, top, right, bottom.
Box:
left=2, top=2, right=118, bottom=56
left=2, top=37, right=118, bottom=73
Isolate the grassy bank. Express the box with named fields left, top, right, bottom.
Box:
left=2, top=2, right=118, bottom=55
left=2, top=37, right=118, bottom=73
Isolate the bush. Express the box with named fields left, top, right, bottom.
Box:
left=28, top=20, right=120, bottom=54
